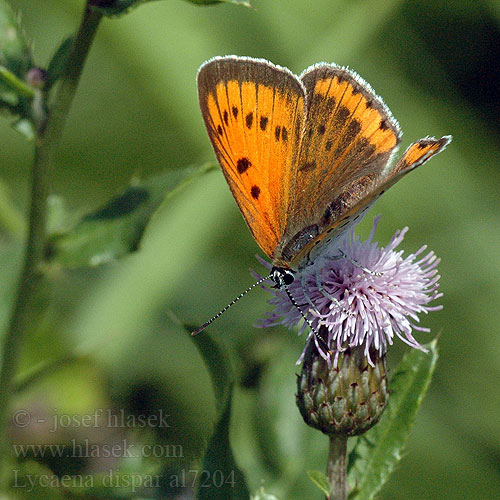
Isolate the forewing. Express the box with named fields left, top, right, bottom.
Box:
left=282, top=65, right=401, bottom=240
left=197, top=56, right=305, bottom=258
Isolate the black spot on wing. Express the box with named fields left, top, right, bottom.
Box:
left=275, top=125, right=281, bottom=141
left=232, top=106, right=238, bottom=119
left=250, top=185, right=260, bottom=199
left=336, top=105, right=350, bottom=124
left=260, top=116, right=268, bottom=131
left=237, top=157, right=251, bottom=174
left=217, top=124, right=223, bottom=135
left=299, top=160, right=316, bottom=172
left=246, top=112, right=253, bottom=129
left=282, top=126, right=288, bottom=142
left=223, top=110, right=229, bottom=125
left=334, top=119, right=362, bottom=155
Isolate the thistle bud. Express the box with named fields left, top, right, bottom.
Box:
left=296, top=339, right=388, bottom=436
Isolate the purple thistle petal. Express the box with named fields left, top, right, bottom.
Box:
left=256, top=217, right=442, bottom=366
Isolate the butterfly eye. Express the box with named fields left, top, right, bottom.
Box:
left=271, top=267, right=295, bottom=288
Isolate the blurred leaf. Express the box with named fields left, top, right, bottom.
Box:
left=0, top=65, right=34, bottom=98
left=0, top=0, right=37, bottom=138
left=0, top=0, right=33, bottom=79
left=9, top=114, right=35, bottom=139
left=307, top=470, right=330, bottom=497
left=190, top=333, right=250, bottom=499
left=14, top=353, right=83, bottom=393
left=46, top=194, right=74, bottom=236
left=46, top=36, right=73, bottom=90
left=251, top=487, right=280, bottom=500
left=89, top=0, right=146, bottom=16
left=198, top=385, right=250, bottom=500
left=251, top=344, right=326, bottom=480
left=45, top=162, right=216, bottom=268
left=191, top=332, right=231, bottom=413
left=7, top=460, right=67, bottom=500
left=348, top=341, right=439, bottom=500
left=185, top=0, right=252, bottom=6
left=0, top=65, right=36, bottom=139
left=0, top=177, right=25, bottom=237
left=90, top=0, right=250, bottom=15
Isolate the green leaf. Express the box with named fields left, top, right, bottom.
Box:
left=0, top=0, right=37, bottom=138
left=0, top=0, right=33, bottom=79
left=198, top=384, right=251, bottom=500
left=90, top=0, right=251, bottom=15
left=7, top=460, right=67, bottom=500
left=45, top=163, right=216, bottom=268
left=190, top=332, right=250, bottom=499
left=184, top=0, right=252, bottom=6
left=348, top=341, right=439, bottom=500
left=89, top=0, right=142, bottom=16
left=307, top=470, right=330, bottom=497
left=46, top=36, right=74, bottom=89
left=0, top=178, right=25, bottom=237
left=191, top=332, right=231, bottom=414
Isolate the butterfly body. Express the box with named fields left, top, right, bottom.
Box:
left=197, top=56, right=451, bottom=280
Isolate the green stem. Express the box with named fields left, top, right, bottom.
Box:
left=327, top=435, right=348, bottom=500
left=0, top=4, right=102, bottom=489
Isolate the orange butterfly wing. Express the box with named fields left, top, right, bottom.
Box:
left=281, top=135, right=452, bottom=267
left=198, top=58, right=451, bottom=269
left=197, top=57, right=305, bottom=258
left=275, top=64, right=402, bottom=265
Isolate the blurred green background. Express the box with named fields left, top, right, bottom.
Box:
left=1, top=0, right=500, bottom=498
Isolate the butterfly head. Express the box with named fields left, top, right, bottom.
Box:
left=271, top=267, right=295, bottom=289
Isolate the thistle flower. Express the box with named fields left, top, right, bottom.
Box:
left=257, top=216, right=442, bottom=366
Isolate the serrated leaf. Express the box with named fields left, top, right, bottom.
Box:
left=307, top=470, right=330, bottom=496
left=46, top=163, right=216, bottom=268
left=348, top=341, right=439, bottom=500
left=190, top=333, right=250, bottom=500
left=46, top=36, right=73, bottom=89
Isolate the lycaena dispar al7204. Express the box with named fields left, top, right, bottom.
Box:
left=193, top=56, right=451, bottom=339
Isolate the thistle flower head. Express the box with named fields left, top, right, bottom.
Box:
left=257, top=216, right=442, bottom=365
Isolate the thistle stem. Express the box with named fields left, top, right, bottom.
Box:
left=326, top=435, right=348, bottom=500
left=0, top=4, right=102, bottom=489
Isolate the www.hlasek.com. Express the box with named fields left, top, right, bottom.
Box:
left=12, top=439, right=184, bottom=459
left=12, top=469, right=238, bottom=493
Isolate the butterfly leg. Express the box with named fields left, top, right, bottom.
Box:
left=336, top=249, right=383, bottom=277
left=300, top=273, right=322, bottom=316
left=314, top=267, right=352, bottom=315
left=283, top=285, right=332, bottom=356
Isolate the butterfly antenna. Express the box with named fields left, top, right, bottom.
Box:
left=191, top=274, right=273, bottom=336
left=284, top=286, right=332, bottom=355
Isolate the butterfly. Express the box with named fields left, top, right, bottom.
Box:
left=194, top=55, right=450, bottom=334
